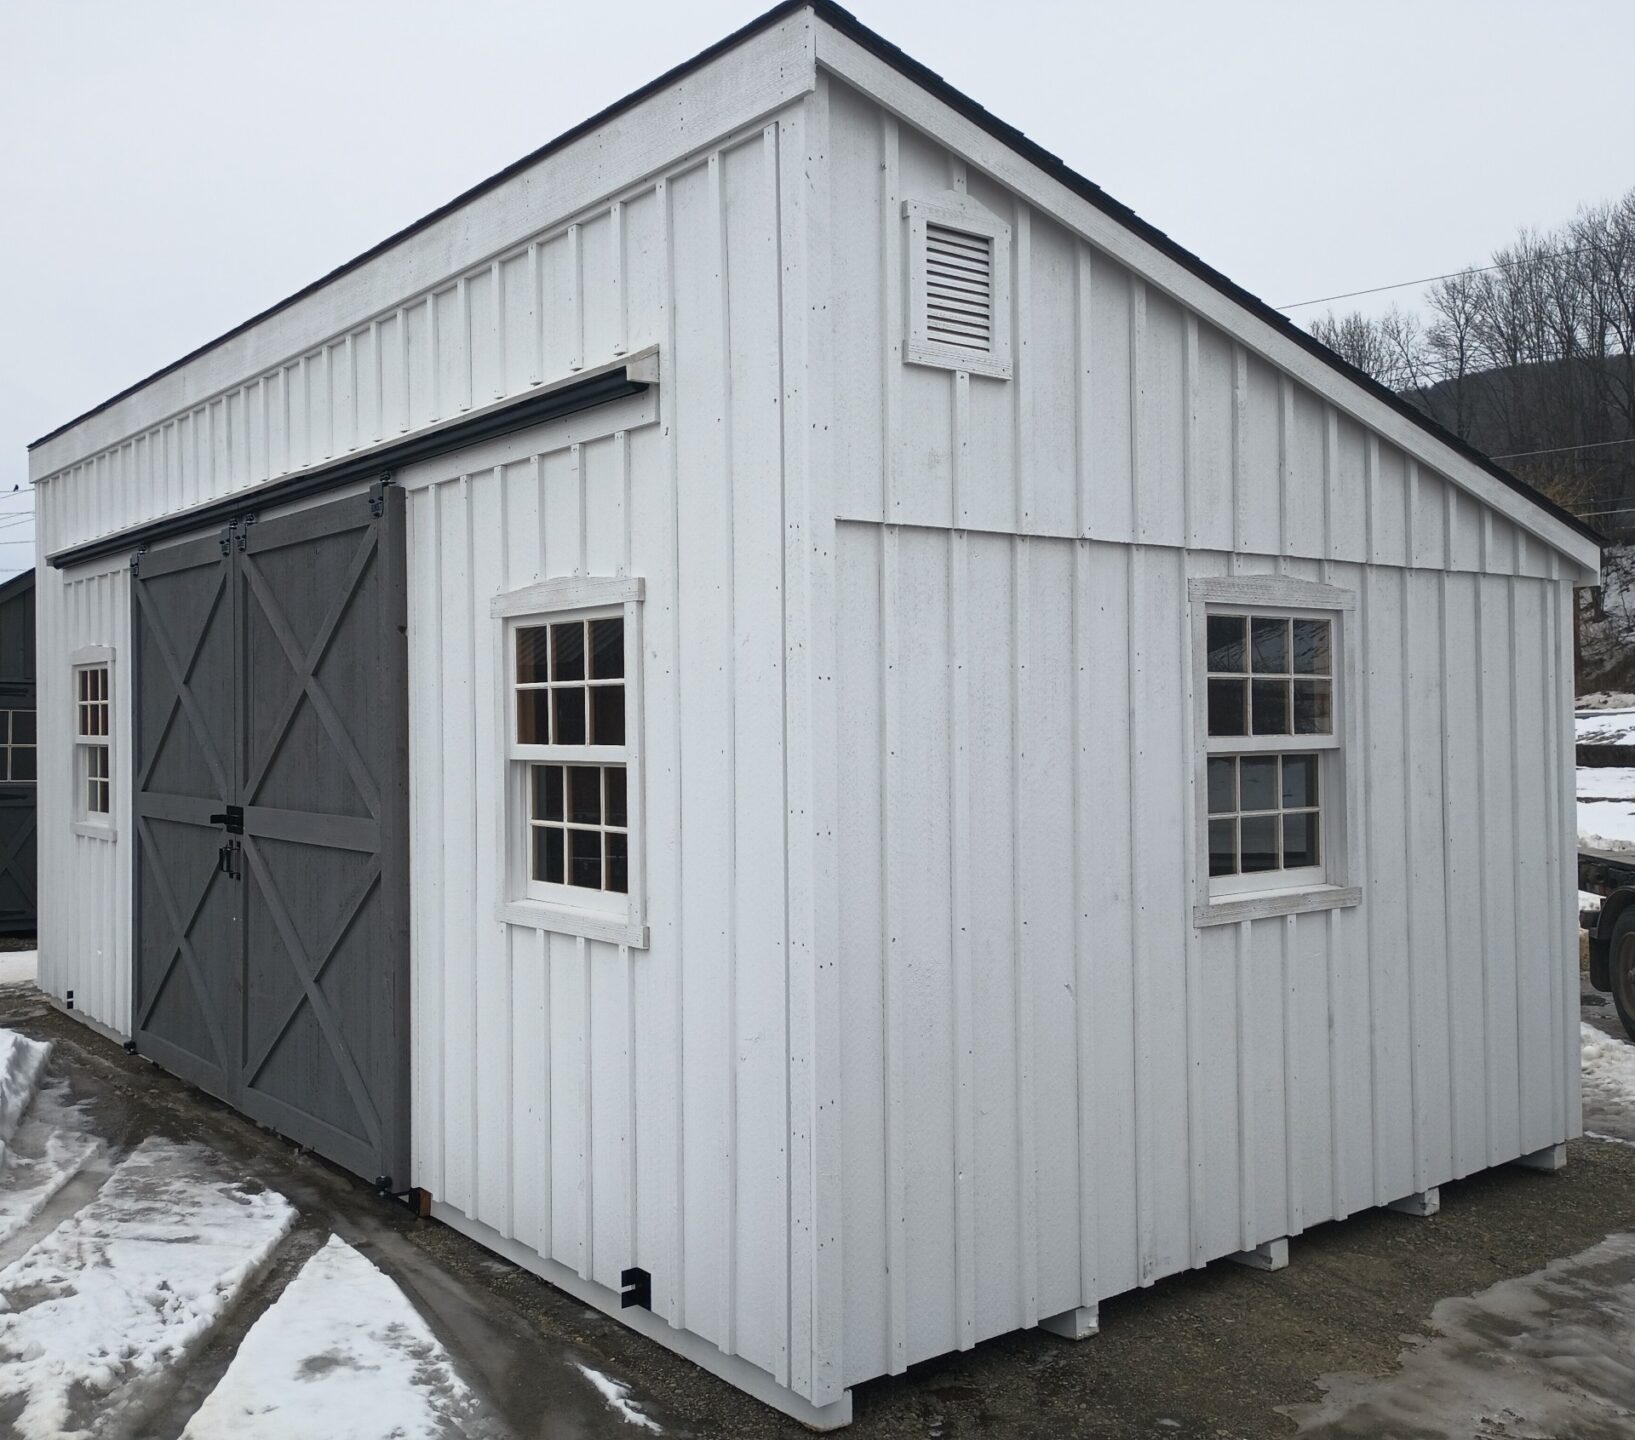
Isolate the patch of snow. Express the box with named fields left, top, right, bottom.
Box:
left=1577, top=690, right=1635, bottom=713
left=1582, top=1022, right=1635, bottom=1146
left=0, top=952, right=36, bottom=988
left=576, top=1362, right=662, bottom=1432
left=0, top=1136, right=295, bottom=1440
left=183, top=1233, right=486, bottom=1440
left=1581, top=889, right=1605, bottom=916
left=1284, top=1230, right=1635, bottom=1436
left=0, top=1071, right=101, bottom=1250
left=0, top=1029, right=50, bottom=1166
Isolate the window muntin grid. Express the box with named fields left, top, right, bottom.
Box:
left=515, top=618, right=625, bottom=748
left=74, top=664, right=111, bottom=819
left=1206, top=614, right=1331, bottom=738
left=528, top=763, right=628, bottom=893
left=1207, top=753, right=1320, bottom=878
left=0, top=710, right=35, bottom=783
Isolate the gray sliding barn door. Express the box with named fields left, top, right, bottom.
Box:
left=133, top=486, right=410, bottom=1188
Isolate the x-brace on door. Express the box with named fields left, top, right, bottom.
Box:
left=132, top=483, right=410, bottom=1188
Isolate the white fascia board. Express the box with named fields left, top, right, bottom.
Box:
left=812, top=20, right=1599, bottom=581
left=30, top=10, right=818, bottom=480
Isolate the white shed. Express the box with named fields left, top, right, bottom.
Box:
left=26, top=3, right=1597, bottom=1428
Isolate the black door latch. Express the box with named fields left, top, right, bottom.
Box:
left=217, top=840, right=242, bottom=880
left=209, top=804, right=244, bottom=834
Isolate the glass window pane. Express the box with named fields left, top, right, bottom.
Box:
left=553, top=688, right=587, bottom=746
left=1208, top=818, right=1237, bottom=877
left=1281, top=754, right=1318, bottom=810
left=590, top=618, right=624, bottom=680
left=568, top=766, right=601, bottom=825
left=516, top=627, right=549, bottom=684
left=1207, top=757, right=1236, bottom=815
left=569, top=828, right=601, bottom=889
left=1293, top=679, right=1332, bottom=735
left=1251, top=678, right=1290, bottom=735
left=11, top=748, right=33, bottom=783
left=1240, top=813, right=1279, bottom=873
left=1208, top=678, right=1247, bottom=737
left=12, top=711, right=33, bottom=745
left=606, top=832, right=629, bottom=894
left=517, top=689, right=550, bottom=745
left=1251, top=618, right=1288, bottom=674
left=98, top=667, right=108, bottom=700
left=1283, top=811, right=1319, bottom=868
left=591, top=686, right=625, bottom=746
left=532, top=765, right=563, bottom=822
left=534, top=826, right=565, bottom=884
left=1207, top=615, right=1246, bottom=674
left=1292, top=619, right=1330, bottom=676
left=1240, top=755, right=1279, bottom=811
left=551, top=622, right=585, bottom=682
left=605, top=766, right=628, bottom=828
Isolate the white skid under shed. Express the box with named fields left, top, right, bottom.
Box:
left=27, top=3, right=1597, bottom=1427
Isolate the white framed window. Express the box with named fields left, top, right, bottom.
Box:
left=0, top=710, right=35, bottom=783
left=1188, top=578, right=1360, bottom=925
left=902, top=193, right=1012, bottom=379
left=492, top=577, right=646, bottom=947
left=72, top=646, right=115, bottom=836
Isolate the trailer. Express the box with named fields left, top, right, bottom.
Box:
left=1581, top=846, right=1635, bottom=1039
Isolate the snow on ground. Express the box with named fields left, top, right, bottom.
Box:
left=0, top=1029, right=50, bottom=1166
left=182, top=1233, right=487, bottom=1440
left=0, top=951, right=36, bottom=988
left=0, top=1070, right=101, bottom=1250
left=1582, top=1022, right=1635, bottom=1146
left=1577, top=765, right=1635, bottom=852
left=1285, top=1229, right=1635, bottom=1437
left=576, top=1363, right=662, bottom=1432
left=0, top=1136, right=296, bottom=1440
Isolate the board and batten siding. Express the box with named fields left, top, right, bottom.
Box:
left=35, top=561, right=132, bottom=1036
left=832, top=525, right=1578, bottom=1380
left=400, top=115, right=812, bottom=1394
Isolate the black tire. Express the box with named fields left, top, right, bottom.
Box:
left=1609, top=904, right=1635, bottom=1043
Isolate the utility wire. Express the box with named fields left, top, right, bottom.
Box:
left=1277, top=245, right=1598, bottom=311
left=1491, top=436, right=1635, bottom=462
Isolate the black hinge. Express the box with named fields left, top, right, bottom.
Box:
left=620, top=1267, right=652, bottom=1311
left=216, top=839, right=242, bottom=881
left=369, top=472, right=394, bottom=518
left=236, top=514, right=257, bottom=549
left=129, top=547, right=145, bottom=577
left=219, top=521, right=236, bottom=556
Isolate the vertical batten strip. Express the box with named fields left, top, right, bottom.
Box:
left=1436, top=572, right=1462, bottom=1169
left=580, top=935, right=595, bottom=1280
left=1282, top=912, right=1301, bottom=1233
left=492, top=261, right=507, bottom=401
left=611, top=203, right=628, bottom=357
left=1129, top=280, right=1146, bottom=541
left=1128, top=546, right=1153, bottom=1281
left=568, top=222, right=585, bottom=372
left=1230, top=345, right=1248, bottom=564
left=1506, top=575, right=1527, bottom=1144
left=952, top=371, right=970, bottom=526
left=529, top=243, right=546, bottom=386
left=1182, top=313, right=1199, bottom=548
left=397, top=310, right=412, bottom=433
left=571, top=444, right=586, bottom=575
left=1012, top=536, right=1038, bottom=1323
left=881, top=115, right=901, bottom=521
left=1015, top=209, right=1033, bottom=531
left=459, top=277, right=474, bottom=413
left=540, top=925, right=553, bottom=1257
left=1541, top=576, right=1567, bottom=1136
left=880, top=524, right=908, bottom=1373
left=1398, top=565, right=1425, bottom=1192
left=945, top=526, right=972, bottom=1343
left=1070, top=540, right=1099, bottom=1299
left=1075, top=250, right=1093, bottom=537
left=1277, top=375, right=1293, bottom=558
left=1180, top=553, right=1206, bottom=1264
left=1234, top=918, right=1253, bottom=1248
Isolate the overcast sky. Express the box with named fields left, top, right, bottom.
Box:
left=4, top=0, right=1633, bottom=580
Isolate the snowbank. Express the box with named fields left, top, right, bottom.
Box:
left=577, top=1363, right=663, bottom=1431
left=0, top=1029, right=50, bottom=1167
left=0, top=1072, right=101, bottom=1248
left=0, top=1137, right=295, bottom=1440
left=1577, top=765, right=1635, bottom=852
left=0, top=952, right=36, bottom=989
left=1581, top=1022, right=1635, bottom=1146
left=182, top=1233, right=485, bottom=1440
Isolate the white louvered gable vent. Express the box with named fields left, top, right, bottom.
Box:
left=904, top=194, right=1012, bottom=379
left=924, top=223, right=994, bottom=352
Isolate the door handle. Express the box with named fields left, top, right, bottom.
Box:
left=217, top=840, right=241, bottom=881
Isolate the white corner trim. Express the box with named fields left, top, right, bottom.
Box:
left=813, top=20, right=1599, bottom=577
left=1194, top=885, right=1361, bottom=928
left=490, top=575, right=644, bottom=619
left=1188, top=575, right=1357, bottom=611
left=498, top=899, right=650, bottom=949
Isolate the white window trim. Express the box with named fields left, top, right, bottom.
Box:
left=1188, top=576, right=1361, bottom=927
left=491, top=577, right=648, bottom=948
left=902, top=192, right=1013, bottom=380
left=71, top=644, right=116, bottom=841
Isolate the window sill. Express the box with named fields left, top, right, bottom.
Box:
left=72, top=821, right=116, bottom=842
left=498, top=899, right=649, bottom=949
left=1194, top=883, right=1360, bottom=928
